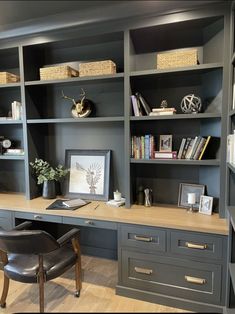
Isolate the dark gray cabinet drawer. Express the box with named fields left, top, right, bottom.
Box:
left=63, top=216, right=117, bottom=230
left=119, top=224, right=166, bottom=252
left=170, top=230, right=224, bottom=260
left=14, top=211, right=62, bottom=223
left=121, top=249, right=222, bottom=305
left=0, top=210, right=13, bottom=230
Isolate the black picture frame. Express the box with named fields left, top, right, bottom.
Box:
left=178, top=183, right=205, bottom=209
left=64, top=149, right=111, bottom=201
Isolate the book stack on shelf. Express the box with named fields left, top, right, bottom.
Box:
left=131, top=135, right=155, bottom=159
left=11, top=101, right=22, bottom=120
left=131, top=93, right=151, bottom=116
left=149, top=107, right=176, bottom=116
left=177, top=136, right=211, bottom=160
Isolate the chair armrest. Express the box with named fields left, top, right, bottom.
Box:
left=13, top=221, right=32, bottom=231
left=57, top=228, right=80, bottom=247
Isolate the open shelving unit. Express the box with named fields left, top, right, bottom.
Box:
left=127, top=12, right=228, bottom=214
left=0, top=2, right=230, bottom=221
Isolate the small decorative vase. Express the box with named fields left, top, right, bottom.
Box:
left=42, top=180, right=56, bottom=199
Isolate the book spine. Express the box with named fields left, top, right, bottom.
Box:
left=186, top=136, right=198, bottom=159
left=177, top=138, right=186, bottom=159
left=181, top=137, right=191, bottom=159
left=145, top=134, right=150, bottom=159
left=190, top=136, right=202, bottom=159
left=198, top=136, right=211, bottom=160
left=154, top=151, right=177, bottom=159
left=193, top=137, right=206, bottom=160
left=131, top=95, right=140, bottom=116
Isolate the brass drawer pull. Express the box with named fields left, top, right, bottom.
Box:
left=34, top=215, right=42, bottom=220
left=185, top=242, right=207, bottom=250
left=134, top=266, right=153, bottom=275
left=134, top=235, right=153, bottom=242
left=185, top=275, right=206, bottom=285
left=85, top=220, right=94, bottom=225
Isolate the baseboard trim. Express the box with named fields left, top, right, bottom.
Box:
left=116, top=285, right=223, bottom=313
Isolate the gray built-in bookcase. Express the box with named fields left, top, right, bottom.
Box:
left=0, top=2, right=231, bottom=218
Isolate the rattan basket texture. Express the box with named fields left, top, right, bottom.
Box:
left=157, top=49, right=198, bottom=69
left=79, top=60, right=116, bottom=77
left=40, top=65, right=79, bottom=80
left=0, top=72, right=20, bottom=84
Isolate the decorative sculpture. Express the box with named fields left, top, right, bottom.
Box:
left=61, top=88, right=93, bottom=118
left=180, top=94, right=202, bottom=114
left=160, top=99, right=168, bottom=108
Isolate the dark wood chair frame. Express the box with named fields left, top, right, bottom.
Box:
left=0, top=221, right=82, bottom=313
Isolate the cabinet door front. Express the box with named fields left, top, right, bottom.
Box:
left=121, top=250, right=222, bottom=305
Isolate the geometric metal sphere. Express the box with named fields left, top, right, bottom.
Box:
left=180, top=94, right=202, bottom=114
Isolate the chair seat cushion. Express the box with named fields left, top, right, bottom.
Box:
left=4, top=245, right=77, bottom=283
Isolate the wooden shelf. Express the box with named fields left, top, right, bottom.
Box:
left=130, top=158, right=220, bottom=166
left=25, top=73, right=124, bottom=86
left=130, top=63, right=223, bottom=78
left=0, top=120, right=23, bottom=124
left=27, top=117, right=125, bottom=124
left=130, top=113, right=221, bottom=121
left=0, top=155, right=24, bottom=160
left=0, top=82, right=21, bottom=88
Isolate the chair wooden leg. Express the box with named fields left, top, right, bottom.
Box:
left=38, top=255, right=45, bottom=313
left=72, top=238, right=82, bottom=297
left=0, top=274, right=9, bottom=308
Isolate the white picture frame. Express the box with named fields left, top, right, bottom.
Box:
left=199, top=195, right=213, bottom=215
left=159, top=134, right=172, bottom=152
left=64, top=149, right=111, bottom=201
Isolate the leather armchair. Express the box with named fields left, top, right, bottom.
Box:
left=0, top=221, right=82, bottom=313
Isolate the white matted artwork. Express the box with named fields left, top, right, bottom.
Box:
left=64, top=149, right=111, bottom=201
left=199, top=195, right=213, bottom=215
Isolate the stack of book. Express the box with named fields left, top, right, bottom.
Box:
left=177, top=136, right=211, bottom=160
left=3, top=148, right=24, bottom=156
left=154, top=151, right=177, bottom=159
left=131, top=93, right=151, bottom=116
left=149, top=107, right=176, bottom=116
left=11, top=101, right=22, bottom=120
left=131, top=134, right=155, bottom=159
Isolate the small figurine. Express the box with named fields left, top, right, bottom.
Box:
left=144, top=188, right=152, bottom=207
left=160, top=100, right=168, bottom=108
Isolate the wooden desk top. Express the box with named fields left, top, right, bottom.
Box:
left=0, top=193, right=228, bottom=235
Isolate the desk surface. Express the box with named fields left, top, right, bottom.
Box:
left=0, top=193, right=228, bottom=235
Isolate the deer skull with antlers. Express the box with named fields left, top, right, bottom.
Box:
left=61, top=88, right=92, bottom=118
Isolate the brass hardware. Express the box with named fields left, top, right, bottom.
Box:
left=185, top=242, right=207, bottom=250
left=185, top=275, right=206, bottom=285
left=134, top=266, right=153, bottom=275
left=34, top=215, right=42, bottom=220
left=85, top=220, right=94, bottom=225
left=134, top=235, right=153, bottom=242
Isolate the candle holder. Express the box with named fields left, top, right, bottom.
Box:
left=187, top=193, right=197, bottom=213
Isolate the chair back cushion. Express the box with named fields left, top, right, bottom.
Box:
left=0, top=230, right=60, bottom=254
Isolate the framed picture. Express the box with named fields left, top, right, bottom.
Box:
left=64, top=149, right=111, bottom=201
left=159, top=135, right=172, bottom=152
left=178, top=183, right=205, bottom=209
left=199, top=195, right=213, bottom=215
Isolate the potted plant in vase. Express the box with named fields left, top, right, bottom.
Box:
left=30, top=158, right=68, bottom=199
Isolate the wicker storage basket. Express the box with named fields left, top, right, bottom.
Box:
left=157, top=49, right=198, bottom=69
left=79, top=60, right=116, bottom=77
left=39, top=65, right=79, bottom=80
left=0, top=72, right=20, bottom=84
